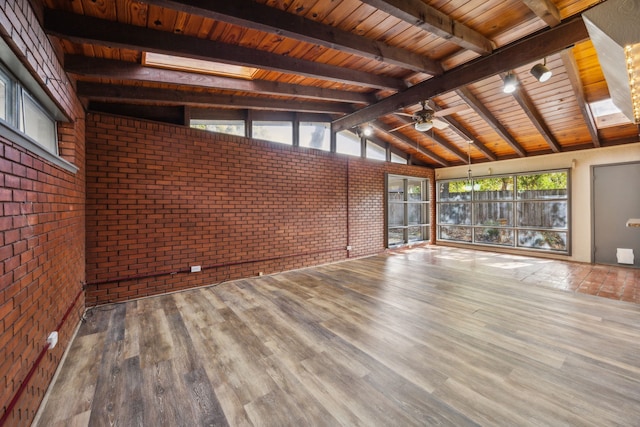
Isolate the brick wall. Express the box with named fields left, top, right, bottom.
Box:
left=85, top=113, right=435, bottom=305
left=0, top=1, right=85, bottom=426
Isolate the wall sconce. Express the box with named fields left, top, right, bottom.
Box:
left=531, top=58, right=552, bottom=82
left=503, top=73, right=518, bottom=93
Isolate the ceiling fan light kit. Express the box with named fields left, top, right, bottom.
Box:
left=415, top=120, right=433, bottom=131
left=393, top=100, right=461, bottom=133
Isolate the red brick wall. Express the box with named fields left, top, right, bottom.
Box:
left=85, top=113, right=435, bottom=305
left=0, top=2, right=85, bottom=426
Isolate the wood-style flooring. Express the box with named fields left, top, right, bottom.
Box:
left=394, top=246, right=640, bottom=303
left=35, top=247, right=640, bottom=426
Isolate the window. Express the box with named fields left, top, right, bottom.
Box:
left=391, top=152, right=408, bottom=164
left=366, top=141, right=386, bottom=161
left=436, top=170, right=569, bottom=253
left=516, top=172, right=568, bottom=251
left=252, top=120, right=293, bottom=145
left=336, top=130, right=361, bottom=156
left=387, top=175, right=430, bottom=247
left=21, top=91, right=57, bottom=153
left=299, top=121, right=330, bottom=151
left=0, top=64, right=58, bottom=155
left=0, top=72, right=9, bottom=121
left=191, top=119, right=245, bottom=137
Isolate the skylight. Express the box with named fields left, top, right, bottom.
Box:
left=143, top=52, right=259, bottom=80
left=589, top=98, right=632, bottom=128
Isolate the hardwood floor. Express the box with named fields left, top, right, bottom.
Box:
left=35, top=247, right=640, bottom=426
left=393, top=246, right=640, bottom=303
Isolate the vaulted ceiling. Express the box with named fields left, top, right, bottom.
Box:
left=41, top=0, right=640, bottom=167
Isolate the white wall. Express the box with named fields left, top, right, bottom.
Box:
left=434, top=142, right=640, bottom=263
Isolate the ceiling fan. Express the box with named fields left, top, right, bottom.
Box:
left=391, top=101, right=471, bottom=132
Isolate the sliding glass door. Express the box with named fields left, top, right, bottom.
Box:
left=387, top=175, right=430, bottom=247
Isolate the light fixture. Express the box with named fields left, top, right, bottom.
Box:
left=531, top=58, right=552, bottom=83
left=355, top=125, right=373, bottom=138
left=414, top=119, right=433, bottom=132
left=463, top=141, right=479, bottom=191
left=503, top=73, right=518, bottom=94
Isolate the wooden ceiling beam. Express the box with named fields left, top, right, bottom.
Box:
left=431, top=108, right=498, bottom=161
left=359, top=0, right=493, bottom=55
left=457, top=87, right=528, bottom=157
left=370, top=120, right=450, bottom=166
left=142, top=0, right=442, bottom=75
left=332, top=17, right=589, bottom=132
left=502, top=73, right=562, bottom=153
left=75, top=82, right=355, bottom=114
left=559, top=49, right=600, bottom=148
left=44, top=9, right=406, bottom=91
left=64, top=55, right=375, bottom=105
left=522, top=0, right=562, bottom=27
left=389, top=116, right=468, bottom=162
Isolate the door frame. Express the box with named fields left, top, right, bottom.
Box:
left=590, top=160, right=640, bottom=266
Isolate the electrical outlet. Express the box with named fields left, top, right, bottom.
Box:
left=190, top=265, right=201, bottom=273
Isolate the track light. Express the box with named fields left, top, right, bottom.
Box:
left=503, top=73, right=518, bottom=94
left=356, top=125, right=373, bottom=138
left=531, top=58, right=552, bottom=82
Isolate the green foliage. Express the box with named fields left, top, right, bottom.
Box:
left=446, top=181, right=468, bottom=193
left=517, top=172, right=567, bottom=190
left=475, top=177, right=513, bottom=191
left=443, top=176, right=512, bottom=193
left=442, top=171, right=567, bottom=194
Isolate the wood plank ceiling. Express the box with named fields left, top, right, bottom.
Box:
left=41, top=0, right=640, bottom=167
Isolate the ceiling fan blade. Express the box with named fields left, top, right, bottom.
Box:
left=393, top=111, right=414, bottom=117
left=389, top=121, right=415, bottom=132
left=432, top=118, right=450, bottom=130
left=433, top=104, right=472, bottom=117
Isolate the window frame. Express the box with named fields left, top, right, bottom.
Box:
left=0, top=64, right=58, bottom=156
left=190, top=119, right=246, bottom=137
left=390, top=151, right=408, bottom=164
left=19, top=88, right=58, bottom=155
left=0, top=38, right=73, bottom=171
left=251, top=120, right=294, bottom=145
left=386, top=174, right=431, bottom=248
left=365, top=140, right=386, bottom=161
left=299, top=121, right=331, bottom=151
left=189, top=112, right=408, bottom=163
left=336, top=130, right=361, bottom=157
left=436, top=169, right=570, bottom=254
